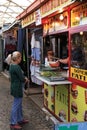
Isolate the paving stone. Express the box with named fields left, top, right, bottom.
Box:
left=0, top=74, right=54, bottom=130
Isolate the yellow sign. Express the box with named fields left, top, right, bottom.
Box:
left=55, top=85, right=69, bottom=122
left=70, top=67, right=87, bottom=82
left=70, top=84, right=87, bottom=122
left=71, top=2, right=87, bottom=27
left=44, top=84, right=55, bottom=112
left=22, top=12, right=35, bottom=28
left=41, top=0, right=71, bottom=18
left=21, top=0, right=72, bottom=28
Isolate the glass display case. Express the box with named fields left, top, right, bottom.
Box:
left=70, top=27, right=87, bottom=85
left=70, top=31, right=87, bottom=70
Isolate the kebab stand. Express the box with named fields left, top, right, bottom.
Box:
left=16, top=0, right=87, bottom=129
left=35, top=0, right=87, bottom=130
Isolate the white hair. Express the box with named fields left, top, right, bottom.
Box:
left=11, top=51, right=21, bottom=61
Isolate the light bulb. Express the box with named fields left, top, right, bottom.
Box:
left=59, top=14, right=64, bottom=20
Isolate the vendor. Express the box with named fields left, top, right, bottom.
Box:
left=45, top=50, right=54, bottom=66
left=47, top=50, right=54, bottom=61
left=59, top=43, right=86, bottom=69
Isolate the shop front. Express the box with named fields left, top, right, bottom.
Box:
left=38, top=0, right=87, bottom=123
left=39, top=0, right=72, bottom=122
left=69, top=1, right=87, bottom=122
left=16, top=0, right=87, bottom=124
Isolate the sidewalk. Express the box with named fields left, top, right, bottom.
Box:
left=0, top=72, right=59, bottom=130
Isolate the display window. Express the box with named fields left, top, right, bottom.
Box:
left=70, top=26, right=87, bottom=85
left=71, top=32, right=87, bottom=70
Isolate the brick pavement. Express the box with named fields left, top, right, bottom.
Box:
left=0, top=73, right=54, bottom=130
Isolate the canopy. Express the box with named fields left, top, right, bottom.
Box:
left=0, top=0, right=35, bottom=27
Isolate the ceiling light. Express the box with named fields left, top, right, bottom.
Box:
left=80, top=31, right=83, bottom=35
left=59, top=14, right=64, bottom=20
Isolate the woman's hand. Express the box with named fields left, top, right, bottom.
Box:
left=25, top=77, right=29, bottom=83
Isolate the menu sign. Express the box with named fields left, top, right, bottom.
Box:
left=70, top=67, right=87, bottom=82
left=71, top=3, right=87, bottom=27
left=43, top=11, right=68, bottom=35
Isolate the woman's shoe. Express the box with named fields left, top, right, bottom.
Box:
left=10, top=124, right=22, bottom=129
left=18, top=119, right=29, bottom=125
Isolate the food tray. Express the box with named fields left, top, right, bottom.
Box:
left=49, top=77, right=66, bottom=81
left=42, top=76, right=66, bottom=82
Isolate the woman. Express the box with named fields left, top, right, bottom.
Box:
left=9, top=51, right=29, bottom=129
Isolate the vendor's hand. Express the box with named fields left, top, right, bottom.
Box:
left=56, top=60, right=60, bottom=63
left=58, top=59, right=62, bottom=63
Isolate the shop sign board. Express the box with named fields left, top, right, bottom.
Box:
left=70, top=67, right=87, bottom=82
left=55, top=122, right=87, bottom=130
left=71, top=2, right=87, bottom=27
left=21, top=0, right=73, bottom=28
left=22, top=12, right=35, bottom=28
left=41, top=0, right=72, bottom=18
left=35, top=9, right=41, bottom=26
left=43, top=11, right=68, bottom=35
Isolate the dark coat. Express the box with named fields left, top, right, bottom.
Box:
left=9, top=64, right=25, bottom=97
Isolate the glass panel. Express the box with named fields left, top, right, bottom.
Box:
left=71, top=31, right=87, bottom=70
left=0, top=0, right=35, bottom=27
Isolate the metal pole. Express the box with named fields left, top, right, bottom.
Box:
left=26, top=28, right=30, bottom=93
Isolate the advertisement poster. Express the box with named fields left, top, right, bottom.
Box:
left=71, top=2, right=87, bottom=27
left=70, top=84, right=87, bottom=122
left=44, top=84, right=55, bottom=112
left=55, top=122, right=87, bottom=130
left=55, top=85, right=69, bottom=122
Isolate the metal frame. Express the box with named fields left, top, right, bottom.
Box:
left=0, top=0, right=34, bottom=27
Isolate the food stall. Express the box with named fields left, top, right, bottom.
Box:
left=35, top=65, right=72, bottom=122
left=69, top=1, right=87, bottom=122
left=16, top=0, right=87, bottom=124
left=36, top=0, right=73, bottom=122
left=36, top=0, right=87, bottom=123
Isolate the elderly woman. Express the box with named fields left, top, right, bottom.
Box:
left=9, top=51, right=29, bottom=129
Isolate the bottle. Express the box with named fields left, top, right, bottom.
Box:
left=45, top=57, right=49, bottom=67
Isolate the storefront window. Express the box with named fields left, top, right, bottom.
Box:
left=71, top=31, right=87, bottom=70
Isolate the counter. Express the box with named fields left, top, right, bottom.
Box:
left=35, top=72, right=72, bottom=122
left=35, top=68, right=72, bottom=85
left=36, top=75, right=72, bottom=85
left=36, top=71, right=87, bottom=123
